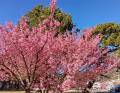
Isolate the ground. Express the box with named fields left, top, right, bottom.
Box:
left=0, top=91, right=25, bottom=93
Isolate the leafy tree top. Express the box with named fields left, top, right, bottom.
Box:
left=93, top=23, right=120, bottom=56
left=25, top=5, right=73, bottom=33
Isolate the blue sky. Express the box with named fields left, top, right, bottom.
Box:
left=0, top=0, right=120, bottom=29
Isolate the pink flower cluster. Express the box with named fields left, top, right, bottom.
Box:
left=0, top=0, right=119, bottom=93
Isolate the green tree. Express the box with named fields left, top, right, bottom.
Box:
left=25, top=5, right=73, bottom=33
left=93, top=23, right=120, bottom=56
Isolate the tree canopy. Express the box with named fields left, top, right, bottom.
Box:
left=0, top=20, right=118, bottom=92
left=25, top=5, right=73, bottom=33
left=93, top=23, right=120, bottom=56
left=0, top=0, right=119, bottom=93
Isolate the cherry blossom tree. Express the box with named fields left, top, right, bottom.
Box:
left=47, top=28, right=119, bottom=92
left=0, top=20, right=119, bottom=93
left=0, top=0, right=119, bottom=93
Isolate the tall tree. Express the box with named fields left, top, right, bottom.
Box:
left=93, top=23, right=120, bottom=56
left=25, top=5, right=73, bottom=33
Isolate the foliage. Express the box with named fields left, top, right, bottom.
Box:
left=0, top=17, right=62, bottom=93
left=93, top=23, right=120, bottom=56
left=25, top=5, right=73, bottom=33
left=0, top=0, right=118, bottom=93
left=0, top=20, right=118, bottom=92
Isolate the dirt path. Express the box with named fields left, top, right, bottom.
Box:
left=0, top=91, right=25, bottom=93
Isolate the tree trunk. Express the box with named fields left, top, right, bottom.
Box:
left=36, top=89, right=48, bottom=93
left=43, top=89, right=48, bottom=93
left=25, top=88, right=31, bottom=93
left=82, top=88, right=90, bottom=93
